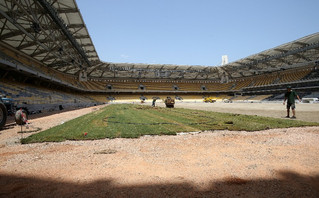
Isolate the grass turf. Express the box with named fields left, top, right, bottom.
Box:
left=21, top=104, right=319, bottom=143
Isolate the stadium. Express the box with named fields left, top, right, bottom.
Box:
left=0, top=0, right=319, bottom=197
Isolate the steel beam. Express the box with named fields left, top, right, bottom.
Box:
left=37, top=0, right=91, bottom=67
left=0, top=8, right=50, bottom=52
left=243, top=42, right=319, bottom=67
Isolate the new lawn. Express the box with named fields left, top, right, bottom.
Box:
left=21, top=104, right=319, bottom=143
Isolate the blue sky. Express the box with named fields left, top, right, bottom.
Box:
left=77, top=0, right=319, bottom=66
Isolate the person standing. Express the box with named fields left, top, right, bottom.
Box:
left=283, top=86, right=301, bottom=119
left=152, top=98, right=156, bottom=107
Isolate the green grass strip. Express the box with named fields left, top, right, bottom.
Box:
left=21, top=104, right=319, bottom=144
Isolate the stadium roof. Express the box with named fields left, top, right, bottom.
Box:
left=85, top=32, right=319, bottom=80
left=0, top=0, right=319, bottom=80
left=0, top=0, right=99, bottom=74
left=223, top=32, right=319, bottom=78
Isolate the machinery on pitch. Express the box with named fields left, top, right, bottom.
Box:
left=164, top=97, right=175, bottom=108
left=0, top=97, right=7, bottom=129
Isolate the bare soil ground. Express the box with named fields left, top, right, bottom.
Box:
left=158, top=101, right=319, bottom=123
left=1, top=103, right=319, bottom=197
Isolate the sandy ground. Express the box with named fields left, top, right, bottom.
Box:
left=152, top=101, right=319, bottom=123
left=1, top=102, right=319, bottom=197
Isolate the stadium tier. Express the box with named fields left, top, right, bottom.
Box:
left=303, top=67, right=319, bottom=80
left=279, top=69, right=311, bottom=83
left=76, top=65, right=316, bottom=93
left=250, top=95, right=273, bottom=100
left=0, top=74, right=101, bottom=114
left=231, top=95, right=251, bottom=101
left=231, top=78, right=254, bottom=90
left=252, top=73, right=278, bottom=87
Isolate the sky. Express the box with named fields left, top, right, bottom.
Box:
left=76, top=0, right=319, bottom=66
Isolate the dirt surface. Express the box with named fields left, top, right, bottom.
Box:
left=155, top=101, right=319, bottom=123
left=1, top=103, right=319, bottom=197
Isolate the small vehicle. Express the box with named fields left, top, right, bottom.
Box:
left=164, top=97, right=175, bottom=108
left=203, top=97, right=216, bottom=103
left=223, top=99, right=232, bottom=103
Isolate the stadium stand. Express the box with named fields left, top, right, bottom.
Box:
left=143, top=81, right=175, bottom=91
left=114, top=94, right=141, bottom=101
left=303, top=92, right=319, bottom=98
left=0, top=81, right=94, bottom=104
left=201, top=82, right=230, bottom=92
left=178, top=83, right=201, bottom=91
left=231, top=78, right=254, bottom=90
left=278, top=68, right=311, bottom=83
left=111, top=81, right=139, bottom=91
left=88, top=94, right=109, bottom=103
left=252, top=73, right=278, bottom=86
left=301, top=67, right=319, bottom=80
left=231, top=95, right=251, bottom=101
left=250, top=95, right=273, bottom=101
left=0, top=73, right=99, bottom=113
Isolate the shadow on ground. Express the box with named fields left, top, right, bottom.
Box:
left=0, top=123, right=15, bottom=131
left=0, top=170, right=318, bottom=197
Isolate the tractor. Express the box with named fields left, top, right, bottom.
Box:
left=0, top=96, right=16, bottom=129
left=1, top=97, right=15, bottom=116
left=0, top=98, right=7, bottom=129
left=164, top=97, right=175, bottom=108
